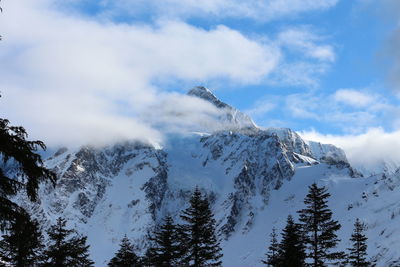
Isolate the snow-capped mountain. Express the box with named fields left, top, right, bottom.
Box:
left=13, top=87, right=400, bottom=266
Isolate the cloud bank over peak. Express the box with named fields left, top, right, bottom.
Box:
left=0, top=0, right=337, bottom=147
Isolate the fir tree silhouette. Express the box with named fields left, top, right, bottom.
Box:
left=149, top=215, right=182, bottom=267
left=180, top=187, right=223, bottom=267
left=263, top=227, right=279, bottom=266
left=277, top=215, right=306, bottom=267
left=298, top=183, right=344, bottom=266
left=108, top=235, right=140, bottom=267
left=348, top=218, right=370, bottom=267
left=0, top=209, right=44, bottom=266
left=42, top=217, right=94, bottom=266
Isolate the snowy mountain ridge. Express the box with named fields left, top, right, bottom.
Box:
left=12, top=87, right=400, bottom=266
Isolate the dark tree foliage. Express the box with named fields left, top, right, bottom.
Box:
left=148, top=215, right=182, bottom=267
left=42, top=217, right=94, bottom=266
left=262, top=227, right=280, bottom=266
left=141, top=246, right=158, bottom=267
left=108, top=235, right=140, bottom=267
left=180, top=187, right=223, bottom=267
left=276, top=215, right=306, bottom=267
left=0, top=209, right=44, bottom=266
left=348, top=218, right=370, bottom=267
left=0, top=116, right=56, bottom=230
left=298, top=183, right=344, bottom=267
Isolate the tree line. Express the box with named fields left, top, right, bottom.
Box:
left=0, top=183, right=372, bottom=267
left=109, top=188, right=222, bottom=267
left=0, top=188, right=223, bottom=267
left=263, top=183, right=371, bottom=267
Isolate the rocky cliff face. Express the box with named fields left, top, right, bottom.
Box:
left=12, top=87, right=394, bottom=266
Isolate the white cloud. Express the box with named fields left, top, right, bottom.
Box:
left=139, top=93, right=231, bottom=134
left=300, top=128, right=400, bottom=173
left=278, top=29, right=335, bottom=62
left=0, top=0, right=284, bottom=146
left=333, top=89, right=375, bottom=107
left=88, top=0, right=339, bottom=22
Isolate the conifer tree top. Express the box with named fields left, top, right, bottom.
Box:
left=108, top=235, right=139, bottom=267
left=348, top=218, right=370, bottom=267
left=298, top=183, right=343, bottom=266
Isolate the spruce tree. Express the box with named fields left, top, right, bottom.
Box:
left=262, top=227, right=279, bottom=266
left=42, top=217, right=94, bottom=266
left=108, top=235, right=140, bottom=267
left=0, top=209, right=44, bottom=266
left=180, top=187, right=223, bottom=267
left=348, top=218, right=370, bottom=267
left=149, top=215, right=181, bottom=267
left=277, top=215, right=306, bottom=267
left=298, top=183, right=343, bottom=267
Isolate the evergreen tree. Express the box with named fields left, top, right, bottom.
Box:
left=0, top=209, right=44, bottom=266
left=0, top=116, right=56, bottom=230
left=42, top=217, right=94, bottom=266
left=262, top=227, right=279, bottom=266
left=277, top=215, right=306, bottom=267
left=348, top=218, right=370, bottom=267
left=140, top=246, right=158, bottom=267
left=298, top=183, right=343, bottom=267
left=180, top=187, right=223, bottom=267
left=108, top=235, right=140, bottom=267
left=149, top=215, right=181, bottom=267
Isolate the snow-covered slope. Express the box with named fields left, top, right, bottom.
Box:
left=13, top=87, right=400, bottom=266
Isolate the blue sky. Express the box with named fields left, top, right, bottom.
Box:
left=1, top=0, right=400, bottom=168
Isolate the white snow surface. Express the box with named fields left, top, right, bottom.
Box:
left=10, top=87, right=400, bottom=266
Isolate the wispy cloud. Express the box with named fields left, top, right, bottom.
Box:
left=287, top=89, right=396, bottom=133
left=252, top=87, right=397, bottom=134
left=265, top=28, right=335, bottom=87
left=278, top=28, right=335, bottom=62
left=333, top=89, right=376, bottom=108
left=76, top=0, right=339, bottom=22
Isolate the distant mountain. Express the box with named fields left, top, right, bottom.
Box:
left=11, top=87, right=400, bottom=266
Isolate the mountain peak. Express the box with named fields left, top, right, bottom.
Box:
left=187, top=86, right=228, bottom=109
left=187, top=86, right=213, bottom=97
left=187, top=86, right=257, bottom=130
